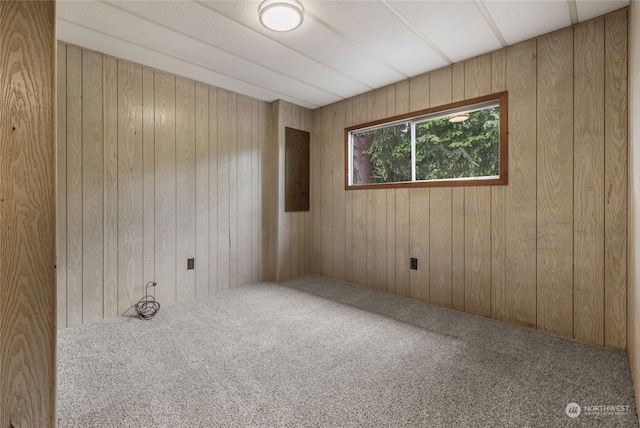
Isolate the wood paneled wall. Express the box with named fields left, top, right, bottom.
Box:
left=309, top=10, right=628, bottom=351
left=274, top=101, right=314, bottom=282
left=627, top=0, right=640, bottom=415
left=57, top=42, right=274, bottom=328
left=1, top=2, right=56, bottom=426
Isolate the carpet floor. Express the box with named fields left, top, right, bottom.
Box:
left=57, top=276, right=638, bottom=427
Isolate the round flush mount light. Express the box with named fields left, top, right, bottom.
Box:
left=259, top=0, right=304, bottom=32
left=449, top=114, right=469, bottom=123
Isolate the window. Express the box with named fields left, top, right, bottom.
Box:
left=346, top=92, right=508, bottom=189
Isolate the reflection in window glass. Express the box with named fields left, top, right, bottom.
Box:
left=352, top=122, right=411, bottom=185
left=415, top=105, right=500, bottom=181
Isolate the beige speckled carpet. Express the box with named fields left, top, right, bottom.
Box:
left=57, top=276, right=638, bottom=427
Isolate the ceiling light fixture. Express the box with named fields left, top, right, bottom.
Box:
left=259, top=0, right=304, bottom=32
left=449, top=114, right=469, bottom=123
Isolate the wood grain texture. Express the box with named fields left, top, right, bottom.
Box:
left=260, top=100, right=277, bottom=281
left=491, top=50, right=507, bottom=321
left=351, top=95, right=367, bottom=287
left=103, top=56, right=118, bottom=319
left=451, top=62, right=466, bottom=311
left=573, top=18, right=605, bottom=346
left=82, top=50, right=104, bottom=324
left=385, top=86, right=397, bottom=294
left=289, top=105, right=300, bottom=280
left=252, top=99, right=261, bottom=282
left=395, top=80, right=411, bottom=298
left=217, top=89, right=230, bottom=290
left=276, top=101, right=290, bottom=281
left=536, top=28, right=574, bottom=338
left=176, top=77, right=196, bottom=299
left=464, top=56, right=492, bottom=317
left=154, top=71, right=177, bottom=304
left=409, top=188, right=429, bottom=302
left=57, top=41, right=68, bottom=328
left=311, top=108, right=323, bottom=276
left=237, top=95, right=252, bottom=286
left=505, top=40, right=537, bottom=328
left=229, top=92, right=238, bottom=288
left=117, top=61, right=143, bottom=315
left=303, top=108, right=314, bottom=276
left=344, top=98, right=354, bottom=283
left=429, top=67, right=453, bottom=308
left=142, top=67, right=156, bottom=297
left=604, top=9, right=628, bottom=351
left=208, top=87, right=219, bottom=290
left=320, top=105, right=333, bottom=277
left=0, top=2, right=56, bottom=426
left=332, top=101, right=347, bottom=281
left=195, top=83, right=209, bottom=298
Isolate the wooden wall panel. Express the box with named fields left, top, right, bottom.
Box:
left=464, top=55, right=492, bottom=318
left=0, top=2, right=56, bottom=425
left=451, top=63, right=466, bottom=311
left=195, top=83, right=210, bottom=298
left=58, top=43, right=273, bottom=325
left=302, top=12, right=628, bottom=351
left=320, top=106, right=334, bottom=277
left=142, top=68, right=156, bottom=299
left=82, top=50, right=104, bottom=324
left=237, top=95, right=252, bottom=287
left=117, top=62, right=143, bottom=315
left=289, top=106, right=300, bottom=281
left=57, top=41, right=68, bottom=328
left=505, top=40, right=538, bottom=329
left=536, top=29, right=574, bottom=338
left=176, top=77, right=196, bottom=300
left=604, top=10, right=628, bottom=351
left=573, top=18, right=605, bottom=346
left=103, top=56, right=118, bottom=319
left=332, top=101, right=347, bottom=281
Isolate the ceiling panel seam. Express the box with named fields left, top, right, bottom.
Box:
left=305, top=10, right=410, bottom=80
left=567, top=0, right=579, bottom=25
left=474, top=0, right=508, bottom=47
left=378, top=0, right=453, bottom=65
left=193, top=0, right=375, bottom=92
left=99, top=0, right=344, bottom=100
left=57, top=17, right=321, bottom=109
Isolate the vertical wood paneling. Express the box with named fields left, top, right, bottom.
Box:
left=573, top=18, right=605, bottom=346
left=385, top=86, right=397, bottom=294
left=208, top=87, right=219, bottom=291
left=195, top=83, right=209, bottom=298
left=311, top=108, right=323, bottom=276
left=260, top=100, right=276, bottom=281
left=57, top=43, right=273, bottom=326
left=82, top=50, right=104, bottom=324
left=142, top=68, right=156, bottom=291
left=277, top=101, right=291, bottom=282
left=366, top=89, right=387, bottom=292
left=229, top=93, right=239, bottom=288
left=536, top=29, right=574, bottom=338
left=344, top=98, right=354, bottom=283
left=289, top=104, right=300, bottom=281
left=176, top=77, right=196, bottom=300
left=237, top=95, right=253, bottom=286
left=464, top=55, right=492, bottom=317
left=251, top=99, right=261, bottom=283
left=332, top=101, right=347, bottom=281
left=395, top=80, right=411, bottom=298
left=491, top=50, right=507, bottom=321
left=154, top=71, right=177, bottom=305
left=117, top=61, right=143, bottom=315
left=0, top=3, right=56, bottom=425
left=320, top=105, right=333, bottom=277
left=57, top=41, right=68, bottom=328
left=351, top=95, right=367, bottom=287
left=217, top=89, right=230, bottom=290
left=429, top=67, right=453, bottom=308
left=505, top=40, right=537, bottom=328
left=304, top=108, right=315, bottom=275
left=604, top=9, right=628, bottom=351
left=103, top=56, right=118, bottom=318
left=408, top=74, right=430, bottom=302
left=451, top=63, right=466, bottom=311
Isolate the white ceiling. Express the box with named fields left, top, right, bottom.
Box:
left=57, top=0, right=629, bottom=109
